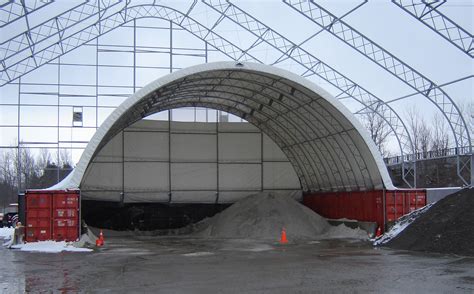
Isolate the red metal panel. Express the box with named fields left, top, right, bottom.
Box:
left=303, top=190, right=385, bottom=229
left=25, top=190, right=80, bottom=242
left=303, top=189, right=426, bottom=233
left=52, top=191, right=80, bottom=242
left=25, top=192, right=52, bottom=242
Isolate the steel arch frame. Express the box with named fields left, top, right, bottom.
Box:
left=283, top=0, right=472, bottom=186
left=0, top=1, right=416, bottom=184
left=62, top=62, right=393, bottom=192
left=201, top=0, right=417, bottom=186
left=1, top=1, right=470, bottom=187
left=392, top=0, right=474, bottom=58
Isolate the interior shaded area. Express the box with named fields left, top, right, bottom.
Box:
left=82, top=200, right=230, bottom=231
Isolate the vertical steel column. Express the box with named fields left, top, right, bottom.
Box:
left=121, top=131, right=125, bottom=203
left=16, top=77, right=21, bottom=193
left=215, top=110, right=220, bottom=204
left=168, top=110, right=172, bottom=203
left=168, top=21, right=173, bottom=203
left=169, top=21, right=173, bottom=73
left=260, top=132, right=264, bottom=192
left=95, top=38, right=99, bottom=129
left=471, top=153, right=474, bottom=187
left=56, top=56, right=61, bottom=184
left=133, top=19, right=137, bottom=93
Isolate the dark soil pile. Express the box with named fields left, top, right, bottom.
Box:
left=386, top=188, right=474, bottom=256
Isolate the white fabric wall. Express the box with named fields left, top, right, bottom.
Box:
left=81, top=119, right=301, bottom=203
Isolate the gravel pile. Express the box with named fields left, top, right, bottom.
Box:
left=384, top=187, right=474, bottom=256
left=194, top=192, right=367, bottom=241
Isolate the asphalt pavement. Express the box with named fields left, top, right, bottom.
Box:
left=1, top=236, right=473, bottom=293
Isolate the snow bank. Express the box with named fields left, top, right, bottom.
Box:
left=373, top=203, right=434, bottom=246
left=0, top=227, right=14, bottom=239
left=194, top=192, right=368, bottom=241
left=10, top=241, right=92, bottom=253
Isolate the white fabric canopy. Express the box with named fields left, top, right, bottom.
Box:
left=52, top=62, right=395, bottom=199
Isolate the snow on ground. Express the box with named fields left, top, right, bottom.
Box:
left=0, top=227, right=14, bottom=239
left=373, top=203, right=434, bottom=246
left=2, top=228, right=94, bottom=253
left=10, top=241, right=93, bottom=253
left=182, top=251, right=214, bottom=257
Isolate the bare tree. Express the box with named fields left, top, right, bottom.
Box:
left=15, top=146, right=39, bottom=190
left=58, top=149, right=73, bottom=168
left=361, top=110, right=392, bottom=157
left=406, top=107, right=431, bottom=157
left=458, top=100, right=473, bottom=147
left=37, top=148, right=52, bottom=173
left=431, top=112, right=450, bottom=155
left=0, top=149, right=19, bottom=208
left=0, top=149, right=17, bottom=188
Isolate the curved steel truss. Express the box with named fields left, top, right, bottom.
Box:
left=392, top=0, right=474, bottom=58
left=0, top=0, right=472, bottom=187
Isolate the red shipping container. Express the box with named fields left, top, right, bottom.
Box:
left=25, top=190, right=80, bottom=242
left=303, top=189, right=426, bottom=232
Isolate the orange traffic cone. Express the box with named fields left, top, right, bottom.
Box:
left=375, top=226, right=382, bottom=237
left=280, top=228, right=288, bottom=244
left=96, top=230, right=105, bottom=247
left=99, top=229, right=105, bottom=245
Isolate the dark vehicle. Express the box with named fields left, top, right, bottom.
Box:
left=3, top=212, right=18, bottom=228
left=3, top=203, right=18, bottom=227
left=0, top=213, right=3, bottom=228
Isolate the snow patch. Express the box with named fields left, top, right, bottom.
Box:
left=373, top=203, right=434, bottom=246
left=10, top=241, right=93, bottom=253
left=182, top=251, right=214, bottom=257
left=0, top=227, right=14, bottom=239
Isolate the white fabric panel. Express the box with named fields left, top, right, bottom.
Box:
left=219, top=164, right=261, bottom=190
left=171, top=163, right=217, bottom=190
left=170, top=191, right=217, bottom=203
left=126, top=119, right=169, bottom=132
left=262, top=134, right=288, bottom=161
left=218, top=122, right=259, bottom=132
left=123, top=192, right=169, bottom=203
left=263, top=162, right=300, bottom=189
left=171, top=134, right=216, bottom=162
left=124, top=132, right=168, bottom=161
left=94, top=132, right=122, bottom=162
left=124, top=162, right=169, bottom=191
left=171, top=121, right=216, bottom=133
left=218, top=133, right=261, bottom=162
left=217, top=191, right=261, bottom=203
left=81, top=191, right=122, bottom=202
left=81, top=162, right=122, bottom=190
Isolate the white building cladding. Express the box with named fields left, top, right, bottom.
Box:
left=80, top=119, right=302, bottom=203
left=54, top=62, right=395, bottom=200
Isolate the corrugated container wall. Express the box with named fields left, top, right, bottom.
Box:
left=303, top=190, right=426, bottom=231
left=25, top=190, right=80, bottom=242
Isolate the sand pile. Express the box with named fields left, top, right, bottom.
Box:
left=194, top=192, right=367, bottom=241
left=383, top=187, right=474, bottom=256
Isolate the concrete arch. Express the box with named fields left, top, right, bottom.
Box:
left=52, top=62, right=395, bottom=192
